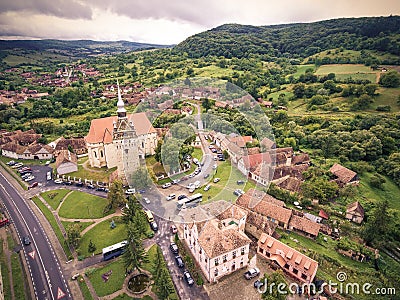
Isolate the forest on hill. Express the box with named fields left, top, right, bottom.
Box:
left=174, top=16, right=400, bottom=63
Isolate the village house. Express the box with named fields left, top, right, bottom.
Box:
left=53, top=137, right=87, bottom=156
left=329, top=163, right=359, bottom=186
left=237, top=189, right=322, bottom=239
left=345, top=201, right=365, bottom=224
left=257, top=233, right=318, bottom=283
left=0, top=130, right=54, bottom=160
left=236, top=189, right=292, bottom=229
left=181, top=201, right=251, bottom=282
left=56, top=150, right=78, bottom=175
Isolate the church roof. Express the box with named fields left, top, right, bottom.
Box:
left=85, top=113, right=157, bottom=144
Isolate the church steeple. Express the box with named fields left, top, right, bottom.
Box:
left=116, top=79, right=127, bottom=118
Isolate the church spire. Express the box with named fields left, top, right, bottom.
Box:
left=116, top=79, right=127, bottom=118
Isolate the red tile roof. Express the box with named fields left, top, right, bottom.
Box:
left=329, top=163, right=357, bottom=184
left=85, top=113, right=156, bottom=144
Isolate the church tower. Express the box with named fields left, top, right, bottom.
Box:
left=113, top=80, right=140, bottom=183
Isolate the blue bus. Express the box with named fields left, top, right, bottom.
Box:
left=102, top=240, right=128, bottom=261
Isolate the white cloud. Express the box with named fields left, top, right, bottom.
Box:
left=0, top=0, right=399, bottom=43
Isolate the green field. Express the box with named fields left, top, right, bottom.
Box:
left=61, top=221, right=94, bottom=233
left=41, top=189, right=71, bottom=210
left=87, top=258, right=126, bottom=297
left=32, top=196, right=73, bottom=259
left=315, top=64, right=378, bottom=82
left=58, top=191, right=110, bottom=219
left=79, top=218, right=126, bottom=257
left=292, top=64, right=316, bottom=78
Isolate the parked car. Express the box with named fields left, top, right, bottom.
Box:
left=54, top=179, right=63, bottom=184
left=46, top=171, right=52, bottom=181
left=237, top=180, right=245, bottom=185
left=162, top=182, right=172, bottom=189
left=170, top=225, right=178, bottom=234
left=183, top=270, right=194, bottom=286
left=233, top=189, right=245, bottom=196
left=143, top=197, right=150, bottom=204
left=189, top=187, right=195, bottom=193
left=150, top=221, right=158, bottom=231
left=24, top=176, right=35, bottom=182
left=64, top=181, right=73, bottom=186
left=75, top=181, right=84, bottom=187
left=12, top=163, right=23, bottom=169
left=87, top=184, right=95, bottom=189
left=6, top=160, right=15, bottom=166
left=71, top=273, right=80, bottom=280
left=244, top=267, right=260, bottom=280
left=96, top=186, right=107, bottom=192
left=21, top=173, right=32, bottom=180
left=213, top=178, right=220, bottom=183
left=28, top=182, right=38, bottom=190
left=22, top=236, right=31, bottom=245
left=178, top=194, right=187, bottom=200
left=166, top=194, right=176, bottom=201
left=172, top=179, right=181, bottom=184
left=218, top=157, right=225, bottom=161
left=170, top=242, right=179, bottom=254
left=188, top=173, right=195, bottom=178
left=204, top=173, right=210, bottom=179
left=204, top=184, right=211, bottom=191
left=125, top=188, right=136, bottom=195
left=175, top=255, right=184, bottom=268
left=254, top=279, right=264, bottom=289
left=212, top=164, right=217, bottom=169
left=138, top=189, right=146, bottom=194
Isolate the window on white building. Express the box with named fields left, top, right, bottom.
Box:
left=232, top=251, right=236, bottom=258
left=222, top=255, right=227, bottom=263
left=241, top=248, right=245, bottom=255
left=214, top=268, right=218, bottom=276
left=214, top=258, right=219, bottom=266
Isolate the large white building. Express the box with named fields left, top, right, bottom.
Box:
left=85, top=82, right=157, bottom=180
left=181, top=201, right=251, bottom=282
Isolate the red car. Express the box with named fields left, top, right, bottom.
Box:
left=28, top=182, right=38, bottom=190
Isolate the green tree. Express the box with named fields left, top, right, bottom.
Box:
left=88, top=239, right=96, bottom=254
left=261, top=270, right=289, bottom=300
left=293, top=83, right=305, bottom=98
left=154, top=140, right=163, bottom=162
left=370, top=173, right=386, bottom=190
left=130, top=167, right=152, bottom=190
left=156, top=268, right=175, bottom=300
left=123, top=221, right=148, bottom=273
left=202, top=98, right=215, bottom=111
left=363, top=200, right=391, bottom=246
left=379, top=70, right=400, bottom=87
left=66, top=223, right=81, bottom=249
left=105, top=180, right=126, bottom=213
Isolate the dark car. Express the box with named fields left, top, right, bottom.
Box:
left=75, top=181, right=84, bottom=187
left=175, top=255, right=184, bottom=268
left=254, top=279, right=264, bottom=289
left=170, top=242, right=179, bottom=254
left=237, top=180, right=245, bottom=185
left=22, top=236, right=31, bottom=245
left=150, top=221, right=158, bottom=231
left=138, top=189, right=146, bottom=194
left=178, top=194, right=187, bottom=200
left=96, top=186, right=107, bottom=192
left=183, top=270, right=194, bottom=286
left=204, top=173, right=210, bottom=179
left=87, top=184, right=95, bottom=189
left=64, top=181, right=73, bottom=186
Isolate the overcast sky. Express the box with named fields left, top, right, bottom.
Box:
left=0, top=0, right=399, bottom=44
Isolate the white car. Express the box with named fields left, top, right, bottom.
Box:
left=244, top=267, right=260, bottom=280
left=143, top=197, right=150, bottom=204
left=166, top=194, right=176, bottom=201
left=162, top=182, right=172, bottom=189
left=204, top=184, right=211, bottom=191
left=125, top=188, right=136, bottom=195
left=189, top=187, right=195, bottom=193
left=54, top=179, right=63, bottom=184
left=186, top=183, right=195, bottom=189
left=213, top=177, right=220, bottom=183
left=212, top=164, right=218, bottom=169
left=24, top=175, right=35, bottom=182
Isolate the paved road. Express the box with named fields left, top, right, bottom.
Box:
left=152, top=215, right=209, bottom=300
left=0, top=168, right=72, bottom=300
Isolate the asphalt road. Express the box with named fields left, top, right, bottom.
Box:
left=0, top=168, right=72, bottom=300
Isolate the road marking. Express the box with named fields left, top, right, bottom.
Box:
left=57, top=287, right=66, bottom=299
left=28, top=250, right=36, bottom=259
